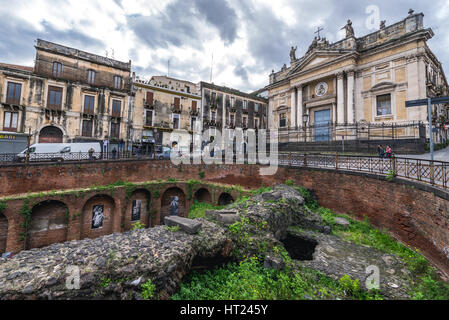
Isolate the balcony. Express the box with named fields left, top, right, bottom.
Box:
left=242, top=108, right=249, bottom=114
left=83, top=107, right=95, bottom=115
left=171, top=104, right=182, bottom=114
left=112, top=110, right=121, bottom=118
left=190, top=108, right=200, bottom=116
left=144, top=99, right=155, bottom=109
left=210, top=103, right=218, bottom=110
left=5, top=97, right=21, bottom=106
left=47, top=103, right=62, bottom=111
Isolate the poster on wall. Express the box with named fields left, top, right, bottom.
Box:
left=131, top=200, right=142, bottom=221
left=170, top=196, right=179, bottom=216
left=92, top=205, right=104, bottom=229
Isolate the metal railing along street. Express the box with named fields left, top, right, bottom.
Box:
left=0, top=150, right=447, bottom=191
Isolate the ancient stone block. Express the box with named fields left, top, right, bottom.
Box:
left=164, top=216, right=202, bottom=235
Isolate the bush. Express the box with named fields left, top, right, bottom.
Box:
left=172, top=256, right=383, bottom=300
left=141, top=279, right=156, bottom=300
left=131, top=221, right=146, bottom=230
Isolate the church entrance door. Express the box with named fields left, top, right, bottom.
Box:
left=314, top=109, right=330, bottom=142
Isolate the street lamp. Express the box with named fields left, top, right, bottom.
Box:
left=303, top=113, right=309, bottom=142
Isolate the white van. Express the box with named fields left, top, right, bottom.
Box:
left=17, top=143, right=102, bottom=162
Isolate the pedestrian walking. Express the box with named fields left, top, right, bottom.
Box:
left=377, top=145, right=384, bottom=158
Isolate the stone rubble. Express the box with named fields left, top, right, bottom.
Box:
left=0, top=184, right=422, bottom=300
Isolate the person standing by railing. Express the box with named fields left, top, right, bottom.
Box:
left=377, top=145, right=385, bottom=158
left=88, top=147, right=95, bottom=161
left=386, top=145, right=392, bottom=159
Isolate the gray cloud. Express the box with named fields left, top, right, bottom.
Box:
left=0, top=15, right=104, bottom=65
left=0, top=0, right=448, bottom=92
left=194, top=0, right=239, bottom=45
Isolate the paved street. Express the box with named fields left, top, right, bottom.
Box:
left=401, top=146, right=449, bottom=162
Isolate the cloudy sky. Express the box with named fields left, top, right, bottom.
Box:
left=0, top=0, right=448, bottom=92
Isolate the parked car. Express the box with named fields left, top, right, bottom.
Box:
left=155, top=146, right=171, bottom=160
left=17, top=143, right=102, bottom=162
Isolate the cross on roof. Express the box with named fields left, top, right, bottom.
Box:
left=315, top=26, right=324, bottom=39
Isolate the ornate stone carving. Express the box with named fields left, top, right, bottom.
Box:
left=342, top=19, right=354, bottom=38
left=290, top=46, right=297, bottom=63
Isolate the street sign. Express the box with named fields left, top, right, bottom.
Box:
left=405, top=99, right=428, bottom=108
left=406, top=96, right=449, bottom=107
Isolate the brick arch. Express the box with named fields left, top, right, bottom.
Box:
left=26, top=200, right=68, bottom=250
left=161, top=187, right=186, bottom=224
left=39, top=125, right=64, bottom=143
left=218, top=192, right=234, bottom=206
left=0, top=213, right=8, bottom=254
left=194, top=188, right=212, bottom=203
left=125, top=189, right=152, bottom=231
left=81, top=194, right=116, bottom=240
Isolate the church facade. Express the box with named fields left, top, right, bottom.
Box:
left=266, top=11, right=448, bottom=143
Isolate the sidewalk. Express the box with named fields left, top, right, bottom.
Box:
left=400, top=146, right=449, bottom=161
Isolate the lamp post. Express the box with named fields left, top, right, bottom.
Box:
left=303, top=113, right=309, bottom=143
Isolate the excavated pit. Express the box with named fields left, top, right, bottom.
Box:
left=281, top=233, right=318, bottom=261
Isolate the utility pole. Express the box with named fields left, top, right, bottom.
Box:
left=210, top=53, right=214, bottom=83
left=428, top=98, right=434, bottom=161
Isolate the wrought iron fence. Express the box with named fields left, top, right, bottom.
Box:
left=274, top=121, right=426, bottom=143
left=0, top=151, right=159, bottom=164
left=0, top=149, right=447, bottom=191
left=278, top=153, right=448, bottom=190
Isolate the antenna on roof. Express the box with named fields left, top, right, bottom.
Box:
left=210, top=53, right=214, bottom=83
left=105, top=50, right=109, bottom=58
left=111, top=48, right=115, bottom=59
left=167, top=59, right=170, bottom=77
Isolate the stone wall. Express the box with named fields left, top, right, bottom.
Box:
left=0, top=160, right=260, bottom=197
left=282, top=168, right=449, bottom=276
left=0, top=181, right=244, bottom=256
left=1, top=159, right=449, bottom=276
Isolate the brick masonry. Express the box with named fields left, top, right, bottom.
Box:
left=0, top=160, right=448, bottom=276
left=0, top=179, right=242, bottom=257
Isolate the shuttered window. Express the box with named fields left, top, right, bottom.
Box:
left=47, top=86, right=63, bottom=110
left=6, top=82, right=22, bottom=105
left=84, top=95, right=95, bottom=114
left=146, top=91, right=154, bottom=105
left=112, top=100, right=121, bottom=117
left=82, top=120, right=93, bottom=137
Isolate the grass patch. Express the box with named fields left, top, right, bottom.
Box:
left=188, top=201, right=225, bottom=219
left=172, top=256, right=383, bottom=300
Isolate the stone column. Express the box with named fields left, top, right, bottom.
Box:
left=347, top=71, right=355, bottom=124
left=337, top=72, right=345, bottom=124
left=290, top=89, right=296, bottom=128
left=297, top=86, right=303, bottom=128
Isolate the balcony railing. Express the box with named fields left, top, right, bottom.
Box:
left=144, top=99, right=155, bottom=109
left=5, top=97, right=21, bottom=105
left=190, top=108, right=200, bottom=116
left=47, top=103, right=62, bottom=111
left=171, top=104, right=182, bottom=113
